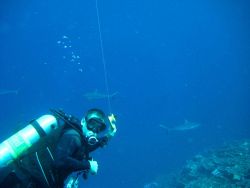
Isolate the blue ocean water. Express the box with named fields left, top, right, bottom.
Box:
left=0, top=0, right=249, bottom=188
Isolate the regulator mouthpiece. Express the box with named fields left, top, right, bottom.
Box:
left=87, top=135, right=98, bottom=145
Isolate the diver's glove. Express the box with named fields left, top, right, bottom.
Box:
left=106, top=114, right=117, bottom=138
left=88, top=159, right=98, bottom=175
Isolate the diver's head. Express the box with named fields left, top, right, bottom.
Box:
left=81, top=108, right=107, bottom=145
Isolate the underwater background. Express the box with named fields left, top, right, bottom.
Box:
left=0, top=0, right=249, bottom=187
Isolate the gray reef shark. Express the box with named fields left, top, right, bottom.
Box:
left=159, top=119, right=200, bottom=132
left=0, top=89, right=18, bottom=95
left=83, top=90, right=118, bottom=100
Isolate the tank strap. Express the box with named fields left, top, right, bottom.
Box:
left=30, top=120, right=47, bottom=137
left=34, top=147, right=56, bottom=187
left=35, top=151, right=50, bottom=186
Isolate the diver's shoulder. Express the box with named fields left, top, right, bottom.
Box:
left=63, top=129, right=81, bottom=136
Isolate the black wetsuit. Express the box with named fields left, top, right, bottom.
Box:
left=53, top=128, right=90, bottom=187
left=0, top=116, right=108, bottom=188
left=53, top=121, right=108, bottom=187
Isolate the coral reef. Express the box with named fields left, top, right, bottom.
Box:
left=152, top=140, right=250, bottom=188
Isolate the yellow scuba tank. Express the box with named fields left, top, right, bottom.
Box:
left=0, top=115, right=59, bottom=168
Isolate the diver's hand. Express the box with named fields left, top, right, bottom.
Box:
left=88, top=159, right=98, bottom=175
left=106, top=126, right=117, bottom=138
left=107, top=114, right=117, bottom=138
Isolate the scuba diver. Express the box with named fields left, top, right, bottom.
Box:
left=0, top=108, right=117, bottom=188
